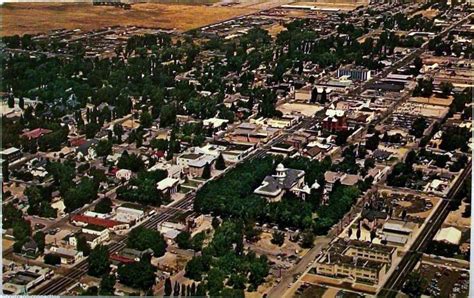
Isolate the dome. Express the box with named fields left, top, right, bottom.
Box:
left=311, top=181, right=320, bottom=189
left=276, top=163, right=286, bottom=171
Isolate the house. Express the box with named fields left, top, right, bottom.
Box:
left=47, top=247, right=83, bottom=265
left=21, top=128, right=52, bottom=141
left=116, top=169, right=132, bottom=181
left=69, top=229, right=109, bottom=249
left=0, top=147, right=22, bottom=163
left=21, top=238, right=39, bottom=258
left=75, top=139, right=98, bottom=161
left=157, top=177, right=180, bottom=198
left=203, top=117, right=229, bottom=130
left=148, top=162, right=182, bottom=179
left=254, top=163, right=309, bottom=202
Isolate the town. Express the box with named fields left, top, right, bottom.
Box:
left=1, top=0, right=472, bottom=297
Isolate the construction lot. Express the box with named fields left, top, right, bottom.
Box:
left=0, top=3, right=257, bottom=36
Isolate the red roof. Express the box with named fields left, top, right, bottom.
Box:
left=108, top=167, right=119, bottom=176
left=21, top=128, right=52, bottom=140
left=71, top=214, right=123, bottom=228
left=110, top=252, right=135, bottom=264
left=153, top=150, right=165, bottom=158
left=70, top=138, right=87, bottom=147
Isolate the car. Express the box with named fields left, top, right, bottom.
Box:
left=34, top=223, right=45, bottom=230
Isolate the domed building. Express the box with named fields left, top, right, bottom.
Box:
left=254, top=163, right=312, bottom=202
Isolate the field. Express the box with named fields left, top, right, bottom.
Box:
left=0, top=3, right=258, bottom=36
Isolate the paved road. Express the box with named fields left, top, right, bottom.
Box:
left=378, top=160, right=471, bottom=297
left=267, top=237, right=332, bottom=298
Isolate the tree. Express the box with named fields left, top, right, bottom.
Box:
left=140, top=111, right=153, bottom=128
left=164, top=277, right=172, bottom=296
left=173, top=281, right=180, bottom=296
left=370, top=229, right=377, bottom=242
left=3, top=159, right=9, bottom=182
left=440, top=81, right=453, bottom=98
left=44, top=254, right=61, bottom=265
left=301, top=231, right=314, bottom=248
left=94, top=197, right=112, bottom=214
left=310, top=87, right=318, bottom=103
left=320, top=88, right=327, bottom=104
left=113, top=124, right=124, bottom=143
left=7, top=96, right=14, bottom=108
left=127, top=227, right=167, bottom=257
left=196, top=283, right=205, bottom=296
left=403, top=272, right=427, bottom=297
left=118, top=258, right=156, bottom=291
left=348, top=228, right=353, bottom=238
left=201, top=162, right=211, bottom=179
left=33, top=231, right=45, bottom=253
left=160, top=104, right=176, bottom=128
left=366, top=132, right=380, bottom=151
left=96, top=140, right=112, bottom=157
left=181, top=284, right=186, bottom=297
left=19, top=96, right=24, bottom=109
left=99, top=274, right=116, bottom=295
left=191, top=283, right=196, bottom=296
left=77, top=236, right=91, bottom=256
left=271, top=230, right=285, bottom=246
left=88, top=245, right=110, bottom=277
left=215, top=153, right=226, bottom=170
left=356, top=227, right=361, bottom=240
left=176, top=231, right=192, bottom=249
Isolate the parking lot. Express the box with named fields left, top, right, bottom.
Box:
left=419, top=263, right=469, bottom=297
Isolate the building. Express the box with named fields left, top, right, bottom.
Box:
left=157, top=177, right=180, bottom=197
left=254, top=163, right=309, bottom=201
left=176, top=152, right=216, bottom=177
left=337, top=67, right=372, bottom=81
left=314, top=239, right=396, bottom=286
left=3, top=265, right=52, bottom=295
left=71, top=214, right=129, bottom=233
left=0, top=147, right=22, bottom=163
left=114, top=205, right=146, bottom=226
left=47, top=247, right=83, bottom=265
left=322, top=108, right=348, bottom=132
left=433, top=227, right=462, bottom=245
left=20, top=128, right=52, bottom=141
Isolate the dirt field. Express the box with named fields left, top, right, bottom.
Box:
left=0, top=3, right=258, bottom=36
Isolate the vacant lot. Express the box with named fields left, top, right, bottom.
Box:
left=1, top=3, right=257, bottom=36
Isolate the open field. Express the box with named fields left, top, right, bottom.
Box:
left=0, top=3, right=258, bottom=36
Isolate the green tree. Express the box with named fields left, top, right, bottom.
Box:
left=44, top=254, right=61, bottom=265
left=215, top=153, right=226, bottom=170
left=201, top=162, right=211, bottom=179
left=403, top=272, right=427, bottom=297
left=95, top=140, right=112, bottom=157
left=117, top=258, right=156, bottom=291
left=94, top=197, right=113, bottom=214
left=271, top=230, right=285, bottom=246
left=176, top=231, right=192, bottom=249
left=140, top=111, right=153, bottom=128
left=127, top=227, right=167, bottom=257
left=99, top=274, right=116, bottom=295
left=33, top=231, right=45, bottom=253
left=77, top=236, right=91, bottom=256
left=88, top=245, right=110, bottom=277
left=164, top=277, right=172, bottom=296
left=113, top=124, right=124, bottom=143
left=301, top=231, right=314, bottom=248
